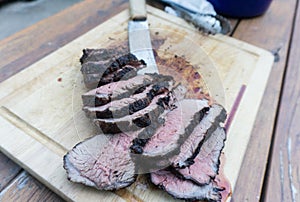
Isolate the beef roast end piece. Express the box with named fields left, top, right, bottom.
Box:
left=80, top=49, right=146, bottom=89
left=80, top=49, right=120, bottom=64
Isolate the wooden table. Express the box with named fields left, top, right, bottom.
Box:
left=0, top=0, right=299, bottom=201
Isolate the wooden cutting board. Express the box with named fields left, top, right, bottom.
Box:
left=0, top=6, right=273, bottom=202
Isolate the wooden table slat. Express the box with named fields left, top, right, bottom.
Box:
left=230, top=0, right=298, bottom=201
left=264, top=0, right=300, bottom=201
left=0, top=153, right=22, bottom=192
left=0, top=0, right=128, bottom=83
left=0, top=171, right=63, bottom=202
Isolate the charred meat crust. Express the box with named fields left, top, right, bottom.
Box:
left=80, top=49, right=144, bottom=75
left=80, top=49, right=121, bottom=64
left=80, top=49, right=146, bottom=89
left=130, top=115, right=166, bottom=154
left=96, top=65, right=138, bottom=87
left=83, top=81, right=173, bottom=119
left=184, top=109, right=226, bottom=167
left=93, top=92, right=173, bottom=134
left=161, top=184, right=224, bottom=202
left=81, top=73, right=173, bottom=107
left=136, top=106, right=209, bottom=156
left=132, top=105, right=209, bottom=155
left=150, top=169, right=224, bottom=202
left=172, top=105, right=227, bottom=168
left=128, top=81, right=172, bottom=115
left=129, top=84, right=186, bottom=153
left=214, top=128, right=226, bottom=176
left=175, top=127, right=227, bottom=186
left=132, top=105, right=210, bottom=172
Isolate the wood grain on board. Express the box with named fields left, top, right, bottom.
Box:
left=231, top=0, right=298, bottom=201
left=0, top=6, right=273, bottom=202
left=264, top=0, right=300, bottom=201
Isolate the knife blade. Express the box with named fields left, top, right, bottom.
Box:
left=128, top=0, right=159, bottom=74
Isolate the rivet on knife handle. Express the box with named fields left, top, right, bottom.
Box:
left=129, top=0, right=147, bottom=21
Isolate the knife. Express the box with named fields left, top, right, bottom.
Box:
left=128, top=0, right=159, bottom=74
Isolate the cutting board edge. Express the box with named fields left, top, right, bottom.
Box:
left=0, top=5, right=275, bottom=202
left=223, top=47, right=274, bottom=193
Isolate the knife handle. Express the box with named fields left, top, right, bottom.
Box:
left=129, top=0, right=147, bottom=21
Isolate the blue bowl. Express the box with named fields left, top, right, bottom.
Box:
left=207, top=0, right=273, bottom=18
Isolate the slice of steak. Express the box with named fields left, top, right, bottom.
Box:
left=129, top=84, right=187, bottom=156
left=83, top=65, right=139, bottom=89
left=177, top=126, right=226, bottom=185
left=170, top=104, right=227, bottom=168
left=63, top=132, right=138, bottom=190
left=82, top=73, right=173, bottom=107
left=93, top=91, right=173, bottom=134
left=141, top=99, right=209, bottom=158
left=81, top=61, right=114, bottom=75
left=63, top=116, right=167, bottom=190
left=150, top=169, right=223, bottom=202
left=80, top=49, right=146, bottom=88
left=83, top=80, right=173, bottom=119
left=132, top=99, right=210, bottom=172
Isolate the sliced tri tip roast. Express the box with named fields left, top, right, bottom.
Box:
left=131, top=99, right=211, bottom=170
left=81, top=73, right=173, bottom=107
left=63, top=50, right=228, bottom=202
left=63, top=133, right=138, bottom=190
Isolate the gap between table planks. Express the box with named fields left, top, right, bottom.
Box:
left=0, top=2, right=272, bottom=202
